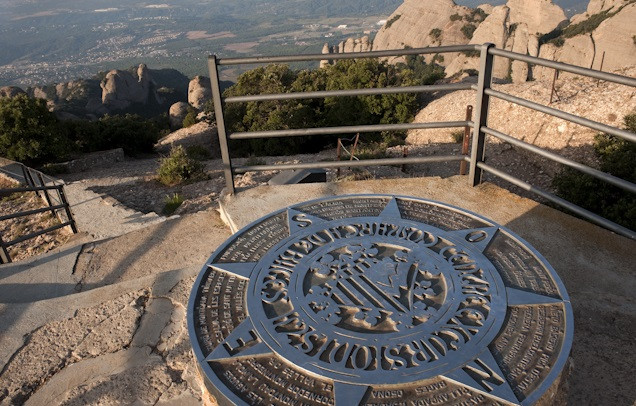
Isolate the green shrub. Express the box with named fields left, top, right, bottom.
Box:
left=385, top=14, right=401, bottom=29
left=450, top=130, right=464, bottom=143
left=552, top=113, right=636, bottom=230
left=0, top=95, right=73, bottom=164
left=224, top=58, right=444, bottom=157
left=433, top=54, right=445, bottom=63
left=64, top=113, right=162, bottom=156
left=157, top=146, right=207, bottom=186
left=162, top=193, right=184, bottom=215
left=429, top=28, right=442, bottom=42
left=467, top=8, right=488, bottom=22
left=462, top=50, right=481, bottom=58
left=185, top=145, right=212, bottom=161
left=182, top=108, right=198, bottom=128
left=450, top=13, right=463, bottom=22
left=461, top=23, right=477, bottom=39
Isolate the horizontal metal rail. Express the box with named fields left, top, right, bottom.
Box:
left=476, top=162, right=635, bottom=239
left=230, top=121, right=471, bottom=140
left=482, top=127, right=636, bottom=194
left=5, top=221, right=74, bottom=247
left=235, top=155, right=464, bottom=173
left=485, top=89, right=636, bottom=143
left=0, top=204, right=67, bottom=222
left=489, top=48, right=636, bottom=87
left=217, top=44, right=480, bottom=65
left=0, top=185, right=62, bottom=194
left=225, top=83, right=474, bottom=103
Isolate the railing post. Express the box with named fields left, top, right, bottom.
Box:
left=58, top=185, right=78, bottom=234
left=208, top=55, right=235, bottom=195
left=459, top=105, right=473, bottom=175
left=37, top=173, right=58, bottom=219
left=469, top=43, right=495, bottom=186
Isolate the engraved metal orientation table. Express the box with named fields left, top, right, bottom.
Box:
left=188, top=195, right=573, bottom=406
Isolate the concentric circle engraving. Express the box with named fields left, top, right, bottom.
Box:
left=188, top=195, right=573, bottom=406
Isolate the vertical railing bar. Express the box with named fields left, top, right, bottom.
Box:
left=57, top=185, right=78, bottom=234
left=20, top=164, right=30, bottom=187
left=37, top=172, right=58, bottom=219
left=208, top=55, right=235, bottom=195
left=459, top=105, right=473, bottom=175
left=469, top=43, right=495, bottom=186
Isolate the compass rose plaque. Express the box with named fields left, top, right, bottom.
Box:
left=188, top=195, right=573, bottom=405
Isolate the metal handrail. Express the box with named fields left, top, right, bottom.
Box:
left=482, top=127, right=636, bottom=193
left=489, top=48, right=636, bottom=87
left=208, top=43, right=636, bottom=239
left=225, top=83, right=473, bottom=103
left=218, top=44, right=480, bottom=65
left=229, top=121, right=471, bottom=140
left=0, top=162, right=78, bottom=264
left=484, top=88, right=636, bottom=143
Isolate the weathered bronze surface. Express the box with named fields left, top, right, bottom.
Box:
left=188, top=195, right=573, bottom=405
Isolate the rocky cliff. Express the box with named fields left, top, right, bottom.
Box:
left=17, top=65, right=189, bottom=119
left=406, top=66, right=635, bottom=162
left=373, top=0, right=634, bottom=83
left=535, top=0, right=636, bottom=80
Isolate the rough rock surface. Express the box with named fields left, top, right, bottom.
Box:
left=101, top=64, right=155, bottom=110
left=590, top=2, right=636, bottom=71
left=0, top=86, right=26, bottom=98
left=371, top=0, right=470, bottom=65
left=586, top=0, right=630, bottom=14
left=320, top=36, right=373, bottom=67
left=506, top=0, right=567, bottom=34
left=188, top=76, right=212, bottom=110
left=155, top=121, right=220, bottom=158
left=169, top=101, right=190, bottom=130
left=531, top=2, right=636, bottom=85
left=406, top=66, right=636, bottom=164
left=445, top=5, right=511, bottom=78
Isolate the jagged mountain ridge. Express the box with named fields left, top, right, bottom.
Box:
left=323, top=0, right=635, bottom=83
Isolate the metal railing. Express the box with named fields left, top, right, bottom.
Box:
left=0, top=162, right=78, bottom=264
left=207, top=43, right=636, bottom=240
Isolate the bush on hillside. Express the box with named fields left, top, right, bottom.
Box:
left=64, top=114, right=163, bottom=156
left=553, top=113, right=636, bottom=230
left=157, top=145, right=207, bottom=186
left=0, top=95, right=72, bottom=164
left=223, top=57, right=444, bottom=156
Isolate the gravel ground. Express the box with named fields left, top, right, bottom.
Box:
left=58, top=138, right=567, bottom=217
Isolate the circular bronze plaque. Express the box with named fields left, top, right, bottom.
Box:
left=188, top=195, right=573, bottom=406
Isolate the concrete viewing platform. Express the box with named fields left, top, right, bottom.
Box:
left=1, top=175, right=635, bottom=405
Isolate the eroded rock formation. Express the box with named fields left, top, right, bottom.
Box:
left=187, top=76, right=212, bottom=110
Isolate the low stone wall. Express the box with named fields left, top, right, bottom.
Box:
left=63, top=148, right=124, bottom=173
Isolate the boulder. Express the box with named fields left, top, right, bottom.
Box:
left=169, top=102, right=190, bottom=130
left=188, top=76, right=212, bottom=110
left=101, top=64, right=153, bottom=110
left=509, top=24, right=531, bottom=83
left=320, top=43, right=331, bottom=68
left=445, top=5, right=511, bottom=78
left=0, top=86, right=25, bottom=98
left=372, top=0, right=470, bottom=62
left=586, top=0, right=629, bottom=14
left=506, top=0, right=567, bottom=35
left=155, top=121, right=220, bottom=158
left=591, top=3, right=636, bottom=71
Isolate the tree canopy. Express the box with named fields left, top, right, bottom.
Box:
left=223, top=57, right=444, bottom=156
